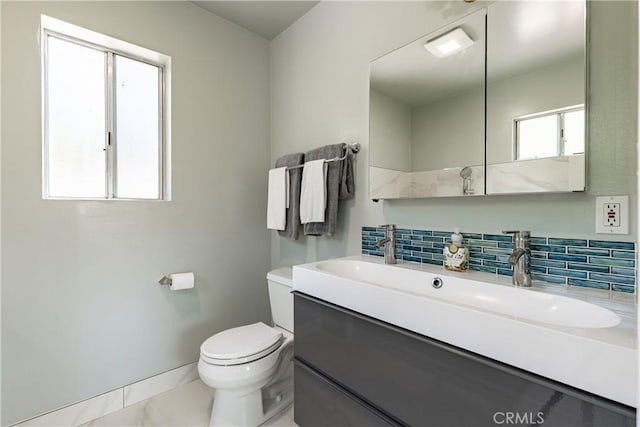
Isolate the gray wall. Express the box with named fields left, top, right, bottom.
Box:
left=369, top=90, right=412, bottom=172
left=1, top=2, right=271, bottom=425
left=411, top=86, right=484, bottom=171
left=270, top=0, right=637, bottom=271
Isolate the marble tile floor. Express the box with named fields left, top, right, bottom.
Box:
left=81, top=380, right=297, bottom=427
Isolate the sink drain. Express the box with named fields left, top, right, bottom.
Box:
left=432, top=277, right=443, bottom=289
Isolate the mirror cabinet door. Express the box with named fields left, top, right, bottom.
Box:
left=369, top=9, right=486, bottom=199
left=485, top=1, right=586, bottom=194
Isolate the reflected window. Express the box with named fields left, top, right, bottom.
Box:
left=514, top=106, right=584, bottom=160
left=43, top=20, right=169, bottom=200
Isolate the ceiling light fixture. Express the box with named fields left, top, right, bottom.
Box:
left=424, top=28, right=474, bottom=58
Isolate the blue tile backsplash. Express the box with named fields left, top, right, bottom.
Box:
left=361, top=226, right=637, bottom=294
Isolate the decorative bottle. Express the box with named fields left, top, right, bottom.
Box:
left=443, top=228, right=469, bottom=271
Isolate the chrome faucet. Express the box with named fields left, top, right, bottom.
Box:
left=375, top=224, right=397, bottom=264
left=503, top=230, right=532, bottom=287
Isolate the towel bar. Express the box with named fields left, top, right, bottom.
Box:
left=286, top=142, right=360, bottom=171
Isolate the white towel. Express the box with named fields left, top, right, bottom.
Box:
left=299, top=159, right=327, bottom=224
left=267, top=167, right=289, bottom=230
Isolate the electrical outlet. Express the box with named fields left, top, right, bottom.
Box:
left=605, top=203, right=620, bottom=227
left=596, top=196, right=629, bottom=234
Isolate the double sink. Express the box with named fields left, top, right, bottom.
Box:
left=293, top=255, right=637, bottom=407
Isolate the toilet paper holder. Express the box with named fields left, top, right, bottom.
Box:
left=158, top=276, right=173, bottom=286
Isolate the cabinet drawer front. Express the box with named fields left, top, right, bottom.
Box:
left=294, top=360, right=400, bottom=427
left=294, top=293, right=635, bottom=427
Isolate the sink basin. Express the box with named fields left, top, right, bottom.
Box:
left=315, top=259, right=620, bottom=329
left=293, top=255, right=637, bottom=407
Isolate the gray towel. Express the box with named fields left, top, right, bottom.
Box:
left=303, top=144, right=355, bottom=237
left=275, top=153, right=305, bottom=240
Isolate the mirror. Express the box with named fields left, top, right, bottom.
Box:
left=369, top=1, right=586, bottom=199
left=485, top=1, right=586, bottom=194
left=369, top=9, right=486, bottom=199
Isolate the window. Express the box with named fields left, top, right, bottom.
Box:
left=42, top=16, right=171, bottom=200
left=514, top=106, right=584, bottom=161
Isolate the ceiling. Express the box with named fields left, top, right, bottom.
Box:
left=191, top=1, right=320, bottom=40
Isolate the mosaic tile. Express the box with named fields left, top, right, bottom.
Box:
left=463, top=233, right=483, bottom=240
left=568, top=247, right=610, bottom=257
left=422, top=247, right=442, bottom=255
left=588, top=273, right=635, bottom=286
left=483, top=260, right=512, bottom=270
left=547, top=253, right=588, bottom=263
left=422, top=236, right=444, bottom=243
left=531, top=273, right=566, bottom=284
left=530, top=259, right=566, bottom=269
left=566, top=263, right=609, bottom=273
left=612, top=250, right=635, bottom=259
left=497, top=269, right=513, bottom=276
left=432, top=231, right=452, bottom=237
left=362, top=227, right=636, bottom=293
left=612, top=284, right=635, bottom=293
left=483, top=234, right=513, bottom=242
left=568, top=278, right=610, bottom=291
left=589, top=257, right=635, bottom=268
left=548, top=238, right=587, bottom=247
left=483, top=248, right=513, bottom=256
left=547, top=268, right=588, bottom=280
left=611, top=267, right=636, bottom=277
left=529, top=237, right=547, bottom=245
left=498, top=242, right=514, bottom=249
left=530, top=244, right=566, bottom=253
left=589, top=240, right=635, bottom=250
left=468, top=239, right=498, bottom=248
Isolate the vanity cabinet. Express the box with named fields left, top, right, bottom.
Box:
left=293, top=292, right=635, bottom=427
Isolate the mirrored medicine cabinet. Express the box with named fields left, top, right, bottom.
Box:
left=369, top=1, right=586, bottom=199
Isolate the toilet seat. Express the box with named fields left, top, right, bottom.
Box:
left=200, top=322, right=283, bottom=366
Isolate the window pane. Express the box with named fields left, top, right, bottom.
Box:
left=563, top=110, right=585, bottom=155
left=517, top=115, right=558, bottom=160
left=115, top=55, right=160, bottom=199
left=47, top=36, right=106, bottom=198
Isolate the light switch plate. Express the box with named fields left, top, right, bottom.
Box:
left=595, top=196, right=629, bottom=234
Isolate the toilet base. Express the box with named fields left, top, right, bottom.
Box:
left=209, top=364, right=293, bottom=427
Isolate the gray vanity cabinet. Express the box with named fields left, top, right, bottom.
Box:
left=293, top=292, right=635, bottom=427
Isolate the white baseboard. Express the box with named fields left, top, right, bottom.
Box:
left=12, top=362, right=199, bottom=427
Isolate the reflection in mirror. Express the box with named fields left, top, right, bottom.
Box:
left=486, top=1, right=586, bottom=194
left=369, top=9, right=486, bottom=199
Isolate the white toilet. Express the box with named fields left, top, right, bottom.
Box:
left=198, top=267, right=294, bottom=427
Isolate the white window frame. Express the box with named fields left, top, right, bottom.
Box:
left=513, top=105, right=585, bottom=161
left=40, top=15, right=172, bottom=200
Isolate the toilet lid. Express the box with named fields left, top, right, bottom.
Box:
left=200, top=322, right=283, bottom=362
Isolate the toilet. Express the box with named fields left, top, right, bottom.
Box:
left=198, top=267, right=294, bottom=427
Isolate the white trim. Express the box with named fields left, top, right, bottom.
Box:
left=40, top=15, right=169, bottom=67
left=40, top=15, right=172, bottom=201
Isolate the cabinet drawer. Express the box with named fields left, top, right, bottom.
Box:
left=294, top=292, right=635, bottom=427
left=294, top=359, right=400, bottom=427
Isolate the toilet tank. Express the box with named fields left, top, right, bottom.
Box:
left=267, top=267, right=293, bottom=333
